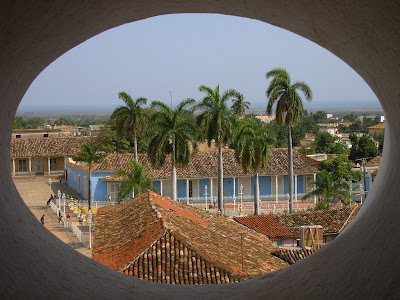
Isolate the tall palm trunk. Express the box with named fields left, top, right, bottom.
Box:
left=287, top=125, right=294, bottom=213
left=171, top=161, right=177, bottom=201
left=133, top=131, right=138, bottom=161
left=254, top=172, right=260, bottom=215
left=218, top=145, right=224, bottom=214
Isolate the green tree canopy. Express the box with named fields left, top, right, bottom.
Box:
left=114, top=160, right=153, bottom=204
left=196, top=84, right=238, bottom=212
left=73, top=141, right=104, bottom=210
left=349, top=133, right=378, bottom=162
left=303, top=170, right=354, bottom=209
left=320, top=155, right=362, bottom=183
left=314, top=132, right=348, bottom=154
left=96, top=126, right=132, bottom=154
left=265, top=68, right=312, bottom=213
left=110, top=92, right=148, bottom=161
left=234, top=119, right=275, bottom=215
left=148, top=99, right=198, bottom=201
left=231, top=92, right=250, bottom=119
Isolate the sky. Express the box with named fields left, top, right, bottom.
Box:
left=19, top=13, right=381, bottom=111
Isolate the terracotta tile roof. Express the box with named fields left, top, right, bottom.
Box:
left=92, top=148, right=320, bottom=180
left=234, top=205, right=360, bottom=238
left=368, top=123, right=385, bottom=130
left=233, top=215, right=292, bottom=238
left=270, top=205, right=361, bottom=236
left=10, top=136, right=95, bottom=158
left=93, top=191, right=288, bottom=284
left=272, top=247, right=322, bottom=265
left=366, top=156, right=381, bottom=167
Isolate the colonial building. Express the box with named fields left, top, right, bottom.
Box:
left=10, top=136, right=93, bottom=177
left=318, top=123, right=339, bottom=135
left=12, top=128, right=67, bottom=139
left=234, top=205, right=360, bottom=247
left=92, top=191, right=288, bottom=284
left=65, top=148, right=320, bottom=204
left=368, top=123, right=385, bottom=140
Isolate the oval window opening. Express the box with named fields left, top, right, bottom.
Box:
left=13, top=13, right=382, bottom=284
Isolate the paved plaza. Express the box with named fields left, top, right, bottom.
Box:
left=14, top=177, right=92, bottom=258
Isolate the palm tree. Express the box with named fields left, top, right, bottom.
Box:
left=114, top=159, right=152, bottom=204
left=266, top=68, right=312, bottom=213
left=303, top=170, right=353, bottom=209
left=196, top=85, right=238, bottom=213
left=231, top=92, right=250, bottom=119
left=235, top=119, right=275, bottom=215
left=148, top=99, right=198, bottom=201
left=110, top=91, right=147, bottom=161
left=73, top=141, right=104, bottom=211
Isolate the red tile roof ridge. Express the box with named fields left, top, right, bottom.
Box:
left=151, top=192, right=208, bottom=229
left=337, top=204, right=361, bottom=233
left=148, top=191, right=169, bottom=230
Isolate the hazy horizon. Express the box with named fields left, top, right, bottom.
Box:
left=20, top=14, right=380, bottom=112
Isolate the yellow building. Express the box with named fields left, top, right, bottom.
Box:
left=368, top=123, right=385, bottom=140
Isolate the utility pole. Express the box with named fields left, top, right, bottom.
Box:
left=356, top=157, right=370, bottom=202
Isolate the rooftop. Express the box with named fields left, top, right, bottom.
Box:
left=272, top=247, right=322, bottom=265
left=368, top=123, right=385, bottom=130
left=366, top=156, right=381, bottom=168
left=10, top=136, right=95, bottom=158
left=234, top=205, right=360, bottom=238
left=87, top=148, right=320, bottom=180
left=93, top=191, right=288, bottom=283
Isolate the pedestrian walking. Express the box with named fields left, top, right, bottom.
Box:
left=78, top=214, right=83, bottom=226
left=40, top=215, right=45, bottom=225
left=58, top=211, right=62, bottom=223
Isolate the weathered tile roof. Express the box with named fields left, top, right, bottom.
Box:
left=234, top=205, right=360, bottom=238
left=271, top=247, right=322, bottom=265
left=93, top=191, right=288, bottom=284
left=366, top=156, right=381, bottom=168
left=233, top=215, right=293, bottom=238
left=10, top=136, right=95, bottom=158
left=92, top=148, right=320, bottom=180
left=368, top=123, right=385, bottom=130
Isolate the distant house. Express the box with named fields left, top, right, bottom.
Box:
left=255, top=115, right=276, bottom=124
left=368, top=123, right=385, bottom=140
left=78, top=125, right=105, bottom=136
left=366, top=156, right=381, bottom=182
left=233, top=205, right=360, bottom=247
left=92, top=191, right=288, bottom=283
left=12, top=128, right=64, bottom=139
left=10, top=136, right=93, bottom=177
left=65, top=148, right=320, bottom=204
left=318, top=123, right=339, bottom=135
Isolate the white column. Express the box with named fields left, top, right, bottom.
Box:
left=275, top=176, right=279, bottom=202
left=47, top=157, right=51, bottom=175
left=12, top=158, right=15, bottom=176
left=295, top=175, right=298, bottom=201
left=233, top=177, right=236, bottom=198
left=186, top=179, right=189, bottom=205
left=209, top=178, right=213, bottom=204
left=28, top=157, right=32, bottom=175
left=313, top=174, right=317, bottom=204
left=160, top=180, right=163, bottom=196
